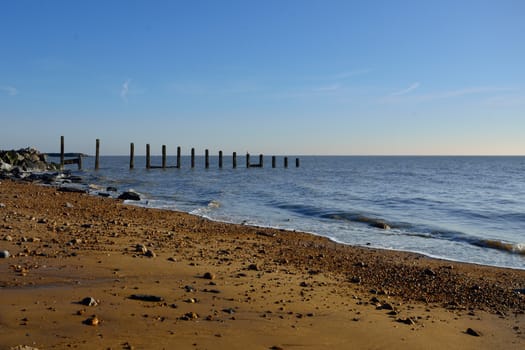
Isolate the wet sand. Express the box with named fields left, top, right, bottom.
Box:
left=0, top=179, right=524, bottom=349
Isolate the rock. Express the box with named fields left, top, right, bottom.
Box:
left=0, top=250, right=10, bottom=258
left=80, top=297, right=99, bottom=307
left=83, top=315, right=100, bottom=326
left=129, top=294, right=164, bottom=302
left=0, top=203, right=5, bottom=208
left=222, top=308, right=236, bottom=314
left=423, top=268, right=436, bottom=277
left=203, top=272, right=215, bottom=280
left=350, top=276, right=361, bottom=284
left=466, top=328, right=482, bottom=336
left=144, top=249, right=156, bottom=258
left=247, top=263, right=259, bottom=271
left=106, top=186, right=118, bottom=192
left=370, top=221, right=391, bottom=230
left=119, top=191, right=141, bottom=201
left=180, top=312, right=199, bottom=320
left=64, top=202, right=74, bottom=208
left=58, top=187, right=87, bottom=194
left=135, top=244, right=148, bottom=253
left=4, top=235, right=13, bottom=241
left=397, top=317, right=416, bottom=325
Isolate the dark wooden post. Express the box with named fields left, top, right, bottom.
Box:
left=232, top=152, right=237, bottom=168
left=95, top=139, right=100, bottom=170
left=205, top=149, right=209, bottom=168
left=219, top=150, right=223, bottom=168
left=60, top=136, right=65, bottom=169
left=191, top=148, right=195, bottom=168
left=259, top=154, right=264, bottom=168
left=162, top=145, right=167, bottom=168
left=246, top=153, right=250, bottom=168
left=177, top=146, right=181, bottom=168
left=129, top=142, right=135, bottom=169
left=272, top=156, right=276, bottom=168
left=77, top=155, right=82, bottom=170
left=146, top=144, right=151, bottom=169
left=284, top=157, right=288, bottom=168
left=296, top=158, right=300, bottom=167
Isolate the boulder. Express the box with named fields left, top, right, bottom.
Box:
left=119, top=191, right=141, bottom=201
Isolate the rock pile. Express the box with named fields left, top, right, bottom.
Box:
left=0, top=148, right=60, bottom=175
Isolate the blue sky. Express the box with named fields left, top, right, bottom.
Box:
left=1, top=0, right=524, bottom=155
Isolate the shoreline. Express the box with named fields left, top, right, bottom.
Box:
left=1, top=179, right=524, bottom=349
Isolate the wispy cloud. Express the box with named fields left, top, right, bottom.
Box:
left=120, top=79, right=131, bottom=102
left=391, top=82, right=420, bottom=96
left=0, top=85, right=19, bottom=96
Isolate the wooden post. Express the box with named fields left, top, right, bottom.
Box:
left=77, top=155, right=82, bottom=170
left=162, top=145, right=167, bottom=168
left=129, top=143, right=135, bottom=169
left=219, top=151, right=223, bottom=168
left=246, top=153, right=250, bottom=168
left=95, top=139, right=100, bottom=170
left=205, top=149, right=209, bottom=168
left=232, top=152, right=237, bottom=168
left=284, top=157, right=288, bottom=168
left=146, top=144, right=151, bottom=169
left=177, top=146, right=181, bottom=168
left=272, top=156, right=276, bottom=168
left=191, top=148, right=195, bottom=168
left=60, top=136, right=65, bottom=169
left=259, top=154, right=264, bottom=168
left=296, top=158, right=300, bottom=167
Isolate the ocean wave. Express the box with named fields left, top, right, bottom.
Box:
left=475, top=240, right=525, bottom=256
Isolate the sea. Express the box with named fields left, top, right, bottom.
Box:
left=65, top=155, right=524, bottom=270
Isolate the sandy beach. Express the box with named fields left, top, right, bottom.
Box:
left=0, top=179, right=523, bottom=349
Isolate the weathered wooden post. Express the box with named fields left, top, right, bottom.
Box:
left=259, top=154, right=264, bottom=168
left=177, top=146, right=181, bottom=168
left=60, top=136, right=65, bottom=169
left=232, top=152, right=237, bottom=168
left=296, top=158, right=300, bottom=167
left=77, top=155, right=82, bottom=170
left=284, top=157, right=288, bottom=168
left=219, top=150, right=223, bottom=168
left=162, top=145, right=167, bottom=168
left=129, top=143, right=135, bottom=169
left=205, top=149, right=209, bottom=168
left=95, top=139, right=100, bottom=170
left=246, top=153, right=250, bottom=168
left=191, top=148, right=195, bottom=168
left=146, top=144, right=151, bottom=169
left=272, top=156, right=276, bottom=168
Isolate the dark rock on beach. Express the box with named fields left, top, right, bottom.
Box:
left=119, top=191, right=141, bottom=201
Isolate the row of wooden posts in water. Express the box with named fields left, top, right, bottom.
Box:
left=59, top=137, right=300, bottom=170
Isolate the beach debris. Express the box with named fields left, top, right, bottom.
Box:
left=118, top=191, right=141, bottom=201
left=80, top=297, right=99, bottom=307
left=83, top=315, right=100, bottom=326
left=129, top=294, right=164, bottom=302
left=203, top=272, right=216, bottom=280
left=0, top=250, right=10, bottom=258
left=466, top=328, right=482, bottom=336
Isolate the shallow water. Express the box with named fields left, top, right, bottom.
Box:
left=71, top=155, right=524, bottom=270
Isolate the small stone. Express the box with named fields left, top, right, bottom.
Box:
left=144, top=249, right=156, bottom=258
left=423, top=268, right=436, bottom=277
left=4, top=235, right=13, bottom=242
left=0, top=203, right=5, bottom=208
left=247, top=263, right=259, bottom=271
left=466, top=328, right=482, bottom=337
left=397, top=317, right=416, bottom=325
left=350, top=276, right=361, bottom=284
left=135, top=244, right=147, bottom=253
left=64, top=202, right=74, bottom=208
left=181, top=312, right=199, bottom=320
left=222, top=308, right=236, bottom=314
left=203, top=272, right=215, bottom=280
left=83, top=315, right=100, bottom=326
left=80, top=297, right=98, bottom=307
left=129, top=294, right=164, bottom=302
left=0, top=250, right=10, bottom=259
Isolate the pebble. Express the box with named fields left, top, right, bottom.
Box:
left=83, top=315, right=100, bottom=326
left=466, top=328, right=482, bottom=336
left=144, top=249, right=156, bottom=258
left=0, top=203, right=5, bottom=208
left=3, top=235, right=13, bottom=241
left=80, top=297, right=99, bottom=307
left=0, top=250, right=10, bottom=258
left=129, top=294, right=164, bottom=302
left=135, top=244, right=147, bottom=253
left=203, top=272, right=215, bottom=280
